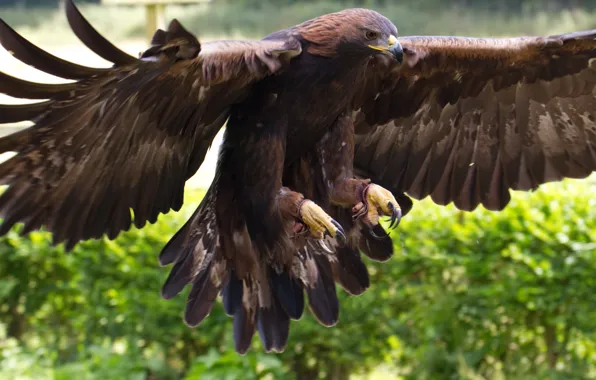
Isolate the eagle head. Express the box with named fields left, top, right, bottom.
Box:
left=298, top=8, right=403, bottom=64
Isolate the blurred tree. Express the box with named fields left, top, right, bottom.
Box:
left=380, top=180, right=596, bottom=378
left=216, top=0, right=596, bottom=12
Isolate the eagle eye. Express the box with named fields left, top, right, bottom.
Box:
left=364, top=30, right=379, bottom=41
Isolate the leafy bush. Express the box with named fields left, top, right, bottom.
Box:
left=380, top=178, right=596, bottom=379
left=0, top=178, right=595, bottom=379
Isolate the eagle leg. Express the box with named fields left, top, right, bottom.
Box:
left=352, top=183, right=402, bottom=232
left=317, top=113, right=401, bottom=236
left=278, top=187, right=346, bottom=245
left=297, top=199, right=346, bottom=244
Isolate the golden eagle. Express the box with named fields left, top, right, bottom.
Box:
left=1, top=0, right=596, bottom=353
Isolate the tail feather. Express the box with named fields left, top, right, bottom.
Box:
left=159, top=206, right=202, bottom=266
left=159, top=186, right=222, bottom=325
left=161, top=250, right=194, bottom=299
left=184, top=260, right=225, bottom=327
left=222, top=270, right=243, bottom=316
left=257, top=294, right=290, bottom=353
left=225, top=266, right=293, bottom=353
left=269, top=270, right=305, bottom=320
left=160, top=184, right=386, bottom=353
left=313, top=206, right=370, bottom=295
left=233, top=279, right=258, bottom=354
left=305, top=253, right=339, bottom=327
left=331, top=246, right=370, bottom=296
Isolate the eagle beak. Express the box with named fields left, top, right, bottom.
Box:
left=369, top=35, right=403, bottom=64
left=388, top=35, right=403, bottom=64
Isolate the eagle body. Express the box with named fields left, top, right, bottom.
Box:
left=226, top=50, right=363, bottom=162
left=1, top=1, right=596, bottom=354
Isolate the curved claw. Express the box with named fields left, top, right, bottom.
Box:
left=299, top=199, right=345, bottom=243
left=331, top=219, right=346, bottom=246
left=324, top=219, right=346, bottom=246
left=387, top=202, right=402, bottom=229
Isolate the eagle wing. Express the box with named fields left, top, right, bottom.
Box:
left=353, top=31, right=596, bottom=211
left=0, top=0, right=301, bottom=249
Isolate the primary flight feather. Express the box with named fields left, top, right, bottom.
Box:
left=1, top=0, right=595, bottom=353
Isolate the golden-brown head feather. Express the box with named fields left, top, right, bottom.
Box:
left=297, top=8, right=398, bottom=57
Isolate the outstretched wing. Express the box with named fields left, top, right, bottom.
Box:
left=353, top=31, right=596, bottom=212
left=0, top=0, right=301, bottom=249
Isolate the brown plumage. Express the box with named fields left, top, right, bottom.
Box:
left=1, top=1, right=595, bottom=353
left=354, top=32, right=596, bottom=211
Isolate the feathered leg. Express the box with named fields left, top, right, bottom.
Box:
left=278, top=186, right=345, bottom=243
left=219, top=106, right=346, bottom=260
left=318, top=112, right=402, bottom=261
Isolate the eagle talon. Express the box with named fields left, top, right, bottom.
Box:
left=298, top=199, right=345, bottom=244
left=387, top=202, right=402, bottom=229
left=354, top=184, right=401, bottom=230
left=331, top=219, right=347, bottom=246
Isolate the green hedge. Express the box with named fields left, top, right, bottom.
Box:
left=0, top=178, right=595, bottom=379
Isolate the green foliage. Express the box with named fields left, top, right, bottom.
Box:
left=185, top=348, right=286, bottom=380
left=382, top=178, right=596, bottom=379
left=0, top=178, right=595, bottom=379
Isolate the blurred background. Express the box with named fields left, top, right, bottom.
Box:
left=1, top=0, right=596, bottom=379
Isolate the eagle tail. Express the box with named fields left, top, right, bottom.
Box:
left=227, top=245, right=344, bottom=353
left=329, top=245, right=370, bottom=296
left=220, top=264, right=298, bottom=354
left=157, top=185, right=383, bottom=353
left=159, top=186, right=226, bottom=329
left=303, top=251, right=340, bottom=326
left=256, top=281, right=292, bottom=353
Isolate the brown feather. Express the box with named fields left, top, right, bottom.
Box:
left=0, top=5, right=301, bottom=247
left=354, top=31, right=596, bottom=211
left=64, top=0, right=138, bottom=65
left=0, top=18, right=107, bottom=79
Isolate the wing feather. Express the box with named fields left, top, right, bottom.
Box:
left=64, top=0, right=138, bottom=65
left=0, top=71, right=78, bottom=99
left=0, top=18, right=107, bottom=79
left=0, top=101, right=51, bottom=123
left=355, top=31, right=596, bottom=211
left=0, top=1, right=301, bottom=247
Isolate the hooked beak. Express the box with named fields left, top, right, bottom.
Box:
left=368, top=35, right=403, bottom=64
